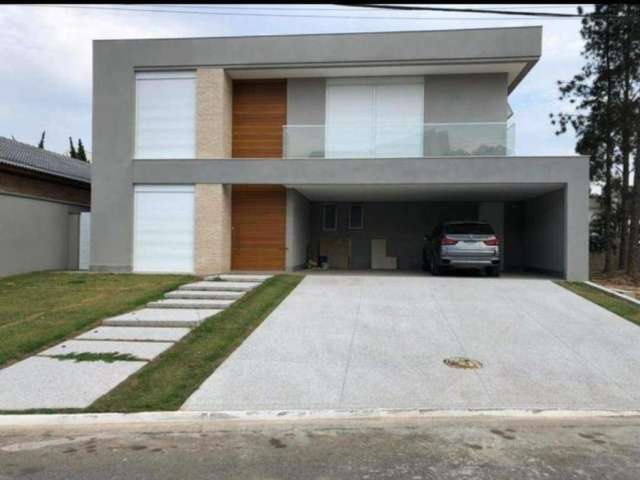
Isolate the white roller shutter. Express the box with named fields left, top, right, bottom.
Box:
left=325, top=77, right=424, bottom=158
left=133, top=185, right=194, bottom=273
left=325, top=83, right=375, bottom=158
left=135, top=71, right=196, bottom=159
left=373, top=82, right=424, bottom=157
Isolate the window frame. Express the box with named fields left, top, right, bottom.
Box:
left=322, top=203, right=338, bottom=232
left=348, top=203, right=364, bottom=230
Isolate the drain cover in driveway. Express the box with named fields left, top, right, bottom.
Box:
left=443, top=357, right=483, bottom=369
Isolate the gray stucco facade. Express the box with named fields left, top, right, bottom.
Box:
left=285, top=188, right=311, bottom=271
left=286, top=73, right=508, bottom=126
left=91, top=26, right=589, bottom=280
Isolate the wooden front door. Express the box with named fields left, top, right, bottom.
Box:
left=231, top=185, right=286, bottom=271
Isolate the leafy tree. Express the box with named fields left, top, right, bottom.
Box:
left=37, top=131, right=45, bottom=149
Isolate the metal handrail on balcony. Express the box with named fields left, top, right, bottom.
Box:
left=283, top=122, right=515, bottom=159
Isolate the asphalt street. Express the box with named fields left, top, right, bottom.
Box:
left=1, top=416, right=639, bottom=479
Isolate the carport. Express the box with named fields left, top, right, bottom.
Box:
left=285, top=183, right=567, bottom=277
left=132, top=154, right=589, bottom=280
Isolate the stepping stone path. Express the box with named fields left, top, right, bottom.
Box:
left=0, top=274, right=272, bottom=410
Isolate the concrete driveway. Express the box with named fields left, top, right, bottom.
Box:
left=183, top=274, right=640, bottom=412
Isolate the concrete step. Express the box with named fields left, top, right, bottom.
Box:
left=179, top=281, right=259, bottom=292
left=77, top=326, right=191, bottom=342
left=165, top=290, right=244, bottom=301
left=103, top=308, right=221, bottom=328
left=206, top=274, right=271, bottom=283
left=147, top=299, right=234, bottom=310
left=40, top=340, right=174, bottom=361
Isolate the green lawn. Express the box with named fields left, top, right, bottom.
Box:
left=90, top=274, right=303, bottom=413
left=0, top=272, right=194, bottom=367
left=559, top=281, right=640, bottom=327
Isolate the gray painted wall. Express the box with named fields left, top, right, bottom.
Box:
left=0, top=193, right=86, bottom=277
left=285, top=188, right=311, bottom=270
left=523, top=189, right=566, bottom=275
left=309, top=201, right=478, bottom=270
left=424, top=73, right=508, bottom=123
left=67, top=212, right=80, bottom=270
left=478, top=202, right=505, bottom=269
left=504, top=201, right=525, bottom=270
left=287, top=78, right=326, bottom=125
left=286, top=73, right=507, bottom=126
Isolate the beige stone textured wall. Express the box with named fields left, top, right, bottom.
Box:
left=194, top=68, right=233, bottom=275
left=195, top=184, right=232, bottom=276
left=196, top=68, right=232, bottom=158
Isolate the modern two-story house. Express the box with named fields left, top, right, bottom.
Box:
left=91, top=26, right=589, bottom=280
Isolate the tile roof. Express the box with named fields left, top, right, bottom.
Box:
left=0, top=136, right=91, bottom=183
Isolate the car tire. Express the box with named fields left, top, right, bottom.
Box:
left=431, top=257, right=440, bottom=276
left=423, top=252, right=431, bottom=272
left=487, top=267, right=500, bottom=277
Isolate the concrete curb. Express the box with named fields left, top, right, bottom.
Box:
left=585, top=281, right=640, bottom=307
left=1, top=408, right=640, bottom=428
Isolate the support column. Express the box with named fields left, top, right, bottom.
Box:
left=194, top=68, right=233, bottom=276
left=195, top=184, right=232, bottom=276
left=196, top=68, right=232, bottom=158
left=564, top=181, right=589, bottom=281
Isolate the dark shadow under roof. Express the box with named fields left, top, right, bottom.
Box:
left=0, top=136, right=91, bottom=184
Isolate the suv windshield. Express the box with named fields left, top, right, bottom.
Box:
left=445, top=223, right=494, bottom=235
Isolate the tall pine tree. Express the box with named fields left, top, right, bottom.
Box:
left=551, top=4, right=636, bottom=274
left=68, top=137, right=77, bottom=159
left=76, top=139, right=88, bottom=162
left=37, top=131, right=45, bottom=149
left=623, top=5, right=640, bottom=277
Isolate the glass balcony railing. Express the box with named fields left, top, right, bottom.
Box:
left=283, top=122, right=515, bottom=159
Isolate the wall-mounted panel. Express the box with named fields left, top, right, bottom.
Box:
left=232, top=80, right=287, bottom=158
left=232, top=185, right=286, bottom=270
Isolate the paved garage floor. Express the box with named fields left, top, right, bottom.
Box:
left=183, top=275, right=640, bottom=412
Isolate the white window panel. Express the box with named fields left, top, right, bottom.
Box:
left=135, top=71, right=196, bottom=159
left=133, top=185, right=194, bottom=273
left=325, top=84, right=375, bottom=158
left=374, top=83, right=424, bottom=157
left=325, top=77, right=424, bottom=158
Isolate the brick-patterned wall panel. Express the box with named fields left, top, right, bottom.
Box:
left=196, top=69, right=233, bottom=158
left=232, top=80, right=287, bottom=158
left=195, top=184, right=232, bottom=275
left=232, top=185, right=286, bottom=271
left=0, top=168, right=90, bottom=206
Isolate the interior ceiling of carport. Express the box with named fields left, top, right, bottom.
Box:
left=286, top=183, right=564, bottom=202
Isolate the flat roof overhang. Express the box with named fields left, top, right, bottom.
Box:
left=132, top=156, right=588, bottom=188
left=227, top=61, right=533, bottom=94
left=98, top=26, right=542, bottom=93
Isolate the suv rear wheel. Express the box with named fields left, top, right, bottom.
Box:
left=431, top=257, right=441, bottom=276
left=486, top=266, right=500, bottom=277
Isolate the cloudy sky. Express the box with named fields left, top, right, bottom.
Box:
left=0, top=4, right=590, bottom=157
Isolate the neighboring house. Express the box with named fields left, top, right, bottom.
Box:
left=0, top=137, right=91, bottom=277
left=91, top=26, right=589, bottom=280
